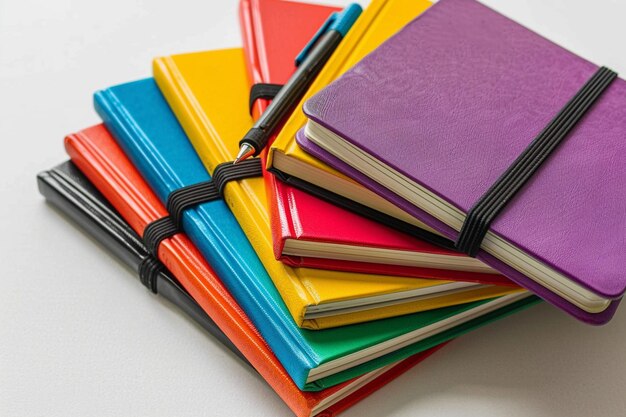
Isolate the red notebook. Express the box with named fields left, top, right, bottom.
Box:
left=241, top=0, right=515, bottom=287
left=65, top=124, right=446, bottom=417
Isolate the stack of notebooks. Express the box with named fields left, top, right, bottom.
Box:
left=38, top=0, right=625, bottom=415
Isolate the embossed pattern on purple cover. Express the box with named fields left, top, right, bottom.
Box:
left=297, top=129, right=619, bottom=325
left=302, top=0, right=626, bottom=309
left=305, top=0, right=626, bottom=322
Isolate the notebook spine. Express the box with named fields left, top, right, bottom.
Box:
left=36, top=163, right=249, bottom=366
left=95, top=85, right=320, bottom=388
left=265, top=169, right=298, bottom=259
left=239, top=0, right=270, bottom=120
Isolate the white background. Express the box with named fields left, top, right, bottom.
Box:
left=1, top=0, right=626, bottom=416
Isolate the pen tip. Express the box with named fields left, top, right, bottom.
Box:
left=234, top=144, right=256, bottom=164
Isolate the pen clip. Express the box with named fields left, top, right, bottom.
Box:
left=295, top=12, right=338, bottom=67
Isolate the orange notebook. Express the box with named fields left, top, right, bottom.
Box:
left=241, top=0, right=514, bottom=286
left=65, top=124, right=444, bottom=417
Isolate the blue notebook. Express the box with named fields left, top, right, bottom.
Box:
left=94, top=78, right=539, bottom=390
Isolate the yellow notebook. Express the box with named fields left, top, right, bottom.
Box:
left=153, top=47, right=521, bottom=330
left=268, top=0, right=435, bottom=229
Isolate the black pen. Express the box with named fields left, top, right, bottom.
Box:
left=234, top=4, right=362, bottom=164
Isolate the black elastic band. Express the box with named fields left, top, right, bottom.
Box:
left=142, top=159, right=263, bottom=257
left=142, top=216, right=179, bottom=258
left=166, top=158, right=263, bottom=229
left=138, top=256, right=164, bottom=294
left=249, top=83, right=283, bottom=114
left=456, top=66, right=617, bottom=256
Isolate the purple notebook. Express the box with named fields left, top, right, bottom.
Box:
left=299, top=0, right=626, bottom=324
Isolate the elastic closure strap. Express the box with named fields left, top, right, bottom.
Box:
left=142, top=216, right=179, bottom=258
left=456, top=66, right=617, bottom=256
left=143, top=159, right=263, bottom=257
left=138, top=256, right=164, bottom=294
left=249, top=83, right=283, bottom=114
left=166, top=158, right=263, bottom=229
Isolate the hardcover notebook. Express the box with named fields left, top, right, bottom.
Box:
left=37, top=161, right=246, bottom=365
left=240, top=0, right=514, bottom=286
left=93, top=77, right=537, bottom=389
left=267, top=0, right=438, bottom=238
left=152, top=48, right=521, bottom=330
left=38, top=160, right=444, bottom=417
left=301, top=0, right=626, bottom=324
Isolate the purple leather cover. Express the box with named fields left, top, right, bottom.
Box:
left=300, top=0, right=626, bottom=324
left=298, top=130, right=619, bottom=325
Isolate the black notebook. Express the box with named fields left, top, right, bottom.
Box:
left=37, top=160, right=249, bottom=365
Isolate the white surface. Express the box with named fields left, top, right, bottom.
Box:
left=1, top=0, right=625, bottom=416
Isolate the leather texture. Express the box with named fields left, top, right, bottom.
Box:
left=151, top=48, right=523, bottom=330
left=301, top=0, right=626, bottom=324
left=39, top=161, right=445, bottom=417
left=300, top=120, right=615, bottom=324
left=64, top=124, right=460, bottom=403
left=93, top=76, right=537, bottom=390
left=241, top=0, right=516, bottom=286
left=37, top=161, right=248, bottom=365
